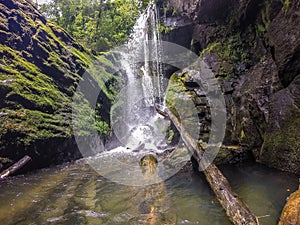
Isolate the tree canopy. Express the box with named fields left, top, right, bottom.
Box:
left=38, top=0, right=150, bottom=52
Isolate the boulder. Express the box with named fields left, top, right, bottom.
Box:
left=267, top=1, right=300, bottom=87
left=260, top=75, right=300, bottom=174
left=278, top=185, right=300, bottom=225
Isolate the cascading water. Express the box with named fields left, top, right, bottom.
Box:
left=112, top=3, right=168, bottom=152
left=127, top=2, right=164, bottom=107
left=88, top=3, right=190, bottom=186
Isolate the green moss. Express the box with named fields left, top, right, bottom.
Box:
left=214, top=148, right=233, bottom=164
left=172, top=8, right=178, bottom=16
left=0, top=109, right=71, bottom=146
left=259, top=54, right=267, bottom=62
left=0, top=1, right=124, bottom=167
left=200, top=42, right=221, bottom=56
left=0, top=44, right=64, bottom=111
left=256, top=2, right=271, bottom=36
left=165, top=73, right=188, bottom=115
left=260, top=108, right=300, bottom=173
left=0, top=28, right=117, bottom=147
left=167, top=129, right=174, bottom=144
left=262, top=114, right=299, bottom=153
left=0, top=12, right=8, bottom=30
left=72, top=93, right=110, bottom=137
left=200, top=33, right=250, bottom=78
left=0, top=157, right=12, bottom=164
left=282, top=0, right=291, bottom=13
left=96, top=55, right=114, bottom=68
left=47, top=51, right=68, bottom=70
left=95, top=119, right=110, bottom=136
left=158, top=22, right=173, bottom=34
left=71, top=47, right=92, bottom=67
left=221, top=34, right=250, bottom=64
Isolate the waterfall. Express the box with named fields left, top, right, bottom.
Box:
left=112, top=2, right=168, bottom=152
left=125, top=2, right=164, bottom=108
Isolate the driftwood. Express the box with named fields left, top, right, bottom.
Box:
left=156, top=105, right=258, bottom=225
left=278, top=183, right=300, bottom=225
left=0, top=155, right=31, bottom=179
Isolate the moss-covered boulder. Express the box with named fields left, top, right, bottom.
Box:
left=260, top=75, right=300, bottom=174
left=0, top=0, right=118, bottom=170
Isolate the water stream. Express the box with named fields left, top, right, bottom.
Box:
left=0, top=160, right=298, bottom=225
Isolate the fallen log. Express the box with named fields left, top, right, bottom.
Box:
left=155, top=103, right=169, bottom=118
left=0, top=155, right=31, bottom=179
left=156, top=105, right=258, bottom=225
left=278, top=183, right=300, bottom=225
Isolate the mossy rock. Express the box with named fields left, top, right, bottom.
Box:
left=0, top=0, right=119, bottom=169
left=260, top=109, right=300, bottom=174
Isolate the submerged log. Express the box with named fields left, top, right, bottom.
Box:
left=278, top=184, right=300, bottom=225
left=0, top=155, right=31, bottom=179
left=156, top=105, right=258, bottom=225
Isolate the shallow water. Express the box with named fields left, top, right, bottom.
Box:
left=0, top=159, right=298, bottom=225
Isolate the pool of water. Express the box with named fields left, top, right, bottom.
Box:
left=0, top=159, right=298, bottom=225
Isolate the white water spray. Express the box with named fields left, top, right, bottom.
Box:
left=113, top=2, right=168, bottom=152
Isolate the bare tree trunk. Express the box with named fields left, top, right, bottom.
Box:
left=157, top=106, right=258, bottom=225
left=0, top=155, right=31, bottom=179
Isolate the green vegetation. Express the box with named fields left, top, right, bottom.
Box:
left=165, top=73, right=188, bottom=116
left=167, top=129, right=174, bottom=144
left=260, top=108, right=300, bottom=172
left=0, top=157, right=12, bottom=164
left=202, top=34, right=249, bottom=64
left=71, top=93, right=110, bottom=137
left=0, top=0, right=123, bottom=155
left=259, top=54, right=267, bottom=62
left=38, top=0, right=149, bottom=52
left=200, top=42, right=221, bottom=57
left=158, top=22, right=173, bottom=34
left=256, top=3, right=271, bottom=35
left=0, top=109, right=71, bottom=146
left=200, top=33, right=250, bottom=77
left=95, top=119, right=110, bottom=136
left=281, top=0, right=291, bottom=13
left=86, top=55, right=120, bottom=100
left=0, top=44, right=64, bottom=112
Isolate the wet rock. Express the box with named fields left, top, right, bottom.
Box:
left=166, top=0, right=300, bottom=173
left=194, top=88, right=206, bottom=97
left=238, top=0, right=282, bottom=27
left=214, top=145, right=251, bottom=165
left=193, top=24, right=217, bottom=51
left=162, top=23, right=194, bottom=50
left=260, top=75, right=300, bottom=174
left=278, top=185, right=300, bottom=225
left=220, top=80, right=235, bottom=95
left=267, top=1, right=300, bottom=87
left=167, top=0, right=236, bottom=23
left=194, top=96, right=207, bottom=106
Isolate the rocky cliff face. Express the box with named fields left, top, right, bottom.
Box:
left=0, top=0, right=118, bottom=170
left=163, top=0, right=300, bottom=173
